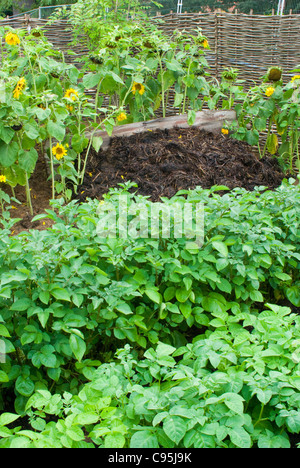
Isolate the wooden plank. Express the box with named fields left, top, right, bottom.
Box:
left=87, top=110, right=236, bottom=150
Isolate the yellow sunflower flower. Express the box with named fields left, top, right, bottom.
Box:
left=13, top=88, right=21, bottom=100
left=202, top=39, right=209, bottom=49
left=132, top=82, right=145, bottom=96
left=5, top=32, right=20, bottom=46
left=52, top=143, right=67, bottom=161
left=291, top=75, right=300, bottom=83
left=117, top=112, right=127, bottom=122
left=265, top=87, right=275, bottom=97
left=66, top=104, right=74, bottom=112
left=0, top=175, right=6, bottom=183
left=13, top=77, right=26, bottom=99
left=64, top=88, right=79, bottom=101
left=221, top=128, right=229, bottom=135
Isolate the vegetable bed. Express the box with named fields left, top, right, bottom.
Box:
left=1, top=175, right=299, bottom=448
left=0, top=11, right=299, bottom=448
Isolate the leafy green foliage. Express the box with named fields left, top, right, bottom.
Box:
left=0, top=10, right=299, bottom=447
left=1, top=300, right=299, bottom=447
left=76, top=24, right=215, bottom=121
left=229, top=69, right=300, bottom=173
left=0, top=181, right=299, bottom=427
left=0, top=26, right=128, bottom=206
left=53, top=2, right=243, bottom=121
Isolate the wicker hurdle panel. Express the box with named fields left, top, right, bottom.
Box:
left=2, top=13, right=300, bottom=82
left=2, top=13, right=300, bottom=121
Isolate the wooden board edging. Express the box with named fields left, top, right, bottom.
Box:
left=87, top=110, right=236, bottom=151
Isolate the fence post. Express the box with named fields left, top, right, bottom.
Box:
left=38, top=7, right=41, bottom=19
left=215, top=13, right=220, bottom=81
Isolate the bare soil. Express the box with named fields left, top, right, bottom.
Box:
left=4, top=150, right=53, bottom=235
left=2, top=128, right=288, bottom=234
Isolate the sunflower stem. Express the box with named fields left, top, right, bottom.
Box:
left=25, top=173, right=33, bottom=216
left=21, top=39, right=37, bottom=95
left=158, top=55, right=166, bottom=118
left=49, top=136, right=55, bottom=200
left=94, top=80, right=103, bottom=123
left=182, top=60, right=192, bottom=115
left=80, top=84, right=135, bottom=186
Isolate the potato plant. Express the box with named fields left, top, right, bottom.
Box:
left=1, top=301, right=300, bottom=448
left=0, top=181, right=299, bottom=424
left=0, top=6, right=299, bottom=449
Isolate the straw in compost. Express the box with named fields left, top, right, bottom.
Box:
left=79, top=127, right=287, bottom=201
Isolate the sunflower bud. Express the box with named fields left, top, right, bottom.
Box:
left=267, top=67, right=282, bottom=82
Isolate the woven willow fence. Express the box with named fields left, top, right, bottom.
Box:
left=157, top=12, right=300, bottom=84
left=2, top=12, right=300, bottom=84
left=1, top=12, right=300, bottom=122
left=0, top=16, right=88, bottom=64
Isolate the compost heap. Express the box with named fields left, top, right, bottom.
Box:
left=79, top=127, right=287, bottom=201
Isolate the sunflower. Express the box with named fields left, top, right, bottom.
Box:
left=89, top=54, right=104, bottom=65
left=266, top=67, right=282, bottom=82
left=52, top=143, right=67, bottom=161
left=222, top=68, right=239, bottom=82
left=143, top=38, right=157, bottom=49
left=132, top=82, right=145, bottom=96
left=265, top=87, right=275, bottom=97
left=221, top=128, right=229, bottom=135
left=202, top=39, right=210, bottom=49
left=64, top=88, right=79, bottom=101
left=104, top=32, right=121, bottom=49
left=195, top=33, right=209, bottom=49
left=0, top=175, right=6, bottom=183
left=13, top=77, right=26, bottom=99
left=117, top=112, right=127, bottom=122
left=66, top=104, right=74, bottom=112
left=5, top=32, right=20, bottom=46
left=291, top=75, right=300, bottom=83
left=31, top=29, right=43, bottom=38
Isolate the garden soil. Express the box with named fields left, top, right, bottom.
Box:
left=7, top=151, right=53, bottom=235
left=78, top=127, right=287, bottom=203
left=5, top=127, right=289, bottom=234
